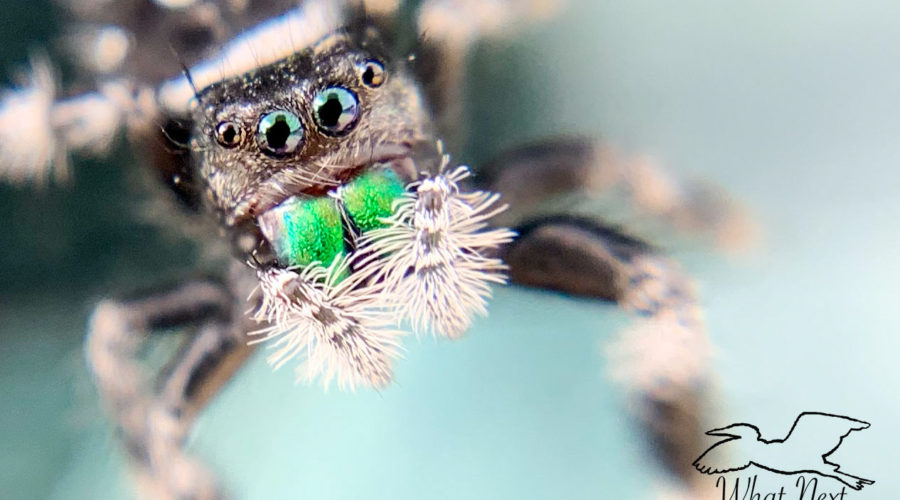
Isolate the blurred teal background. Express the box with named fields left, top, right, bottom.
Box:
left=1, top=1, right=899, bottom=499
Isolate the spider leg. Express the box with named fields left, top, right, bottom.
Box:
left=0, top=58, right=147, bottom=185
left=480, top=137, right=757, bottom=252
left=480, top=138, right=731, bottom=496
left=413, top=0, right=561, bottom=145
left=502, top=215, right=711, bottom=488
left=87, top=279, right=254, bottom=500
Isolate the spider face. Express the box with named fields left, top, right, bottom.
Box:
left=191, top=32, right=431, bottom=240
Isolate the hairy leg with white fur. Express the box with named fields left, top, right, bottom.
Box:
left=479, top=138, right=732, bottom=498
left=87, top=266, right=258, bottom=500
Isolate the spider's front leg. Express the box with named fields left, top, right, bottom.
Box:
left=504, top=215, right=710, bottom=484
left=482, top=137, right=756, bottom=253
left=413, top=0, right=560, bottom=149
left=480, top=138, right=740, bottom=496
left=87, top=273, right=255, bottom=500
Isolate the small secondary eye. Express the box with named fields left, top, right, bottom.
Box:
left=312, top=86, right=360, bottom=135
left=359, top=59, right=386, bottom=87
left=215, top=121, right=242, bottom=148
left=257, top=110, right=303, bottom=156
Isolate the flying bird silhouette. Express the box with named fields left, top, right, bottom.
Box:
left=693, top=412, right=875, bottom=490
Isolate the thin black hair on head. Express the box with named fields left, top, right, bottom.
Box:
left=180, top=61, right=200, bottom=101
left=168, top=42, right=201, bottom=100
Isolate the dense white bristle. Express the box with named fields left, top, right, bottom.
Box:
left=0, top=60, right=130, bottom=185
left=251, top=155, right=516, bottom=385
left=0, top=58, right=64, bottom=184
left=359, top=158, right=516, bottom=338
left=251, top=255, right=405, bottom=390
left=607, top=254, right=710, bottom=397
left=606, top=308, right=711, bottom=398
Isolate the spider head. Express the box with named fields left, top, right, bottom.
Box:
left=189, top=31, right=432, bottom=266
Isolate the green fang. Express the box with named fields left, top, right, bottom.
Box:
left=341, top=168, right=405, bottom=232
left=259, top=196, right=344, bottom=268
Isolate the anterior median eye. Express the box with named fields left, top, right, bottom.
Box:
left=312, top=86, right=359, bottom=135
left=257, top=110, right=303, bottom=156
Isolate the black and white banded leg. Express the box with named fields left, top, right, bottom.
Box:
left=87, top=279, right=254, bottom=500
left=481, top=138, right=735, bottom=497
left=481, top=137, right=756, bottom=253
left=503, top=216, right=712, bottom=491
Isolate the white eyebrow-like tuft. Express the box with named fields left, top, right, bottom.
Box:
left=157, top=0, right=344, bottom=114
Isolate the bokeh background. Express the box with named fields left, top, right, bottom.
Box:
left=1, top=1, right=898, bottom=499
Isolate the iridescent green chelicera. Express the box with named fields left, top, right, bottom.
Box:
left=258, top=169, right=405, bottom=274
left=258, top=196, right=344, bottom=268
left=341, top=168, right=405, bottom=232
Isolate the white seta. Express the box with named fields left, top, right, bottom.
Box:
left=251, top=254, right=404, bottom=391
left=251, top=157, right=515, bottom=388
left=359, top=157, right=516, bottom=338
left=0, top=57, right=127, bottom=186
left=0, top=58, right=62, bottom=184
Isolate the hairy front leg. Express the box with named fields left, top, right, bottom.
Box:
left=481, top=137, right=757, bottom=252
left=480, top=137, right=738, bottom=496
left=413, top=0, right=560, bottom=147
left=503, top=215, right=712, bottom=492
left=87, top=279, right=255, bottom=500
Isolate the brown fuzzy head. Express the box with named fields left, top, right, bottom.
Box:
left=190, top=31, right=432, bottom=232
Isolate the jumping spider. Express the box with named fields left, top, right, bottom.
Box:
left=0, top=0, right=754, bottom=498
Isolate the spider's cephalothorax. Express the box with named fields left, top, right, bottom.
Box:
left=0, top=1, right=757, bottom=499
left=183, top=24, right=514, bottom=392
left=190, top=31, right=430, bottom=229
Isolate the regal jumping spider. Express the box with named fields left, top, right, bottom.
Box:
left=0, top=0, right=753, bottom=498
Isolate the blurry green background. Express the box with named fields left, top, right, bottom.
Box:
left=1, top=1, right=899, bottom=499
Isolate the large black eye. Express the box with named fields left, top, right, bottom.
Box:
left=257, top=110, right=303, bottom=156
left=359, top=59, right=386, bottom=87
left=215, top=121, right=242, bottom=148
left=312, top=86, right=360, bottom=135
